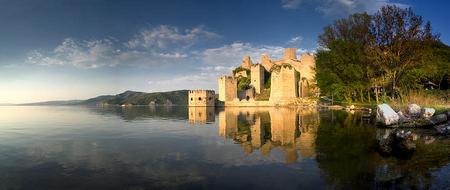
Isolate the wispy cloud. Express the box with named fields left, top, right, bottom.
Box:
left=26, top=38, right=123, bottom=68
left=26, top=25, right=216, bottom=68
left=280, top=0, right=410, bottom=16
left=286, top=36, right=304, bottom=47
left=317, top=0, right=410, bottom=16
left=127, top=25, right=220, bottom=49
left=281, top=0, right=302, bottom=9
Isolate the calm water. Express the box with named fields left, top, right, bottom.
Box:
left=0, top=106, right=449, bottom=190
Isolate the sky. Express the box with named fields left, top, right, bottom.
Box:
left=1, top=0, right=449, bottom=103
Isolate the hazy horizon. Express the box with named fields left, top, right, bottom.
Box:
left=1, top=0, right=449, bottom=104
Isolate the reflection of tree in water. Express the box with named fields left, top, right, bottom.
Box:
left=315, top=110, right=450, bottom=189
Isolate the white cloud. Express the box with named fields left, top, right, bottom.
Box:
left=281, top=0, right=302, bottom=9
left=127, top=25, right=220, bottom=49
left=286, top=36, right=304, bottom=47
left=26, top=25, right=211, bottom=69
left=316, top=0, right=410, bottom=16
left=27, top=38, right=122, bottom=68
left=201, top=42, right=309, bottom=68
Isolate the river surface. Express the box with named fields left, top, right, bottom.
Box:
left=0, top=106, right=449, bottom=190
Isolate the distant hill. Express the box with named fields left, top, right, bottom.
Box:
left=20, top=100, right=84, bottom=106
left=19, top=90, right=189, bottom=106
left=103, top=90, right=189, bottom=105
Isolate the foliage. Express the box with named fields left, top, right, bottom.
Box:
left=237, top=77, right=251, bottom=91
left=255, top=89, right=270, bottom=101
left=316, top=5, right=448, bottom=104
left=264, top=69, right=271, bottom=89
left=232, top=67, right=250, bottom=76
left=103, top=90, right=189, bottom=105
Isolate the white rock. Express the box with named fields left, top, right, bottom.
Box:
left=422, top=108, right=435, bottom=118
left=407, top=104, right=421, bottom=116
left=376, top=104, right=400, bottom=126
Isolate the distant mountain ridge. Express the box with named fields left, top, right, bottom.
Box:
left=19, top=90, right=189, bottom=106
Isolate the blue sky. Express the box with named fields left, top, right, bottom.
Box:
left=1, top=0, right=449, bottom=103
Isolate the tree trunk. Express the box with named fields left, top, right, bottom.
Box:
left=375, top=88, right=379, bottom=103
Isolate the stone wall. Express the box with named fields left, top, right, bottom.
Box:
left=238, top=88, right=255, bottom=100
left=188, top=90, right=215, bottom=107
left=270, top=66, right=298, bottom=102
left=250, top=64, right=264, bottom=94
left=218, top=76, right=237, bottom=102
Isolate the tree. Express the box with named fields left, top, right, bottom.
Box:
left=367, top=5, right=437, bottom=97
left=316, top=13, right=371, bottom=102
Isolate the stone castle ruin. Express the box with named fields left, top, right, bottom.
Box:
left=217, top=48, right=317, bottom=106
left=188, top=90, right=215, bottom=107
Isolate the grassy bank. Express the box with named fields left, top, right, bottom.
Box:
left=325, top=90, right=450, bottom=113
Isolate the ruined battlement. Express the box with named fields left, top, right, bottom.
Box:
left=241, top=56, right=252, bottom=69
left=213, top=47, right=317, bottom=107
left=283, top=48, right=297, bottom=60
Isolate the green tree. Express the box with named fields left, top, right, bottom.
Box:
left=367, top=5, right=437, bottom=97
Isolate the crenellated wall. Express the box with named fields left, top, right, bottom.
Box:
left=188, top=90, right=215, bottom=107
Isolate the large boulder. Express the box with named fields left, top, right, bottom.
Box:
left=377, top=104, right=400, bottom=126
left=422, top=108, right=435, bottom=118
left=407, top=104, right=421, bottom=117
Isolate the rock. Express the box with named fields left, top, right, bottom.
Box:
left=407, top=104, right=421, bottom=117
left=422, top=108, right=435, bottom=118
left=376, top=104, right=400, bottom=126
left=435, top=124, right=450, bottom=135
left=397, top=111, right=411, bottom=123
left=430, top=114, right=448, bottom=125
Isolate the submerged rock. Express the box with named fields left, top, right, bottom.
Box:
left=377, top=129, right=416, bottom=155
left=376, top=104, right=399, bottom=126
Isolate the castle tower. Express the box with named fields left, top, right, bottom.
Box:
left=250, top=64, right=265, bottom=94
left=283, top=48, right=297, bottom=60
left=241, top=56, right=252, bottom=69
left=218, top=76, right=237, bottom=102
left=188, top=90, right=215, bottom=107
left=269, top=66, right=298, bottom=102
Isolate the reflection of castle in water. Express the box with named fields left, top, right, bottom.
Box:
left=188, top=107, right=215, bottom=124
left=218, top=107, right=320, bottom=163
